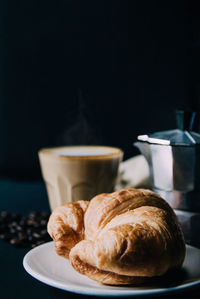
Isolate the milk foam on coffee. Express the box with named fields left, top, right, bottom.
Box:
left=39, top=146, right=123, bottom=210
left=53, top=147, right=114, bottom=156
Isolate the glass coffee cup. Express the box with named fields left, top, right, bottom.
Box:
left=38, top=145, right=123, bottom=210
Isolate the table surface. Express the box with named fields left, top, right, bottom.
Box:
left=1, top=179, right=200, bottom=299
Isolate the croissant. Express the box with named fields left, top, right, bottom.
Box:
left=48, top=188, right=185, bottom=285
left=47, top=200, right=89, bottom=258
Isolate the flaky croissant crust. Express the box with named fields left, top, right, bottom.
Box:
left=48, top=188, right=186, bottom=285
left=47, top=200, right=89, bottom=258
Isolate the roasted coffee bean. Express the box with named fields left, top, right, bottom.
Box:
left=0, top=232, right=12, bottom=241
left=18, top=232, right=27, bottom=241
left=40, top=219, right=47, bottom=227
left=29, top=211, right=41, bottom=220
left=32, top=232, right=41, bottom=240
left=10, top=238, right=22, bottom=246
left=8, top=221, right=18, bottom=228
left=0, top=210, right=51, bottom=248
left=26, top=219, right=36, bottom=226
left=16, top=225, right=23, bottom=232
left=9, top=227, right=17, bottom=234
left=12, top=238, right=28, bottom=248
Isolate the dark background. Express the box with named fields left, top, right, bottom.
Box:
left=1, top=2, right=200, bottom=298
left=0, top=0, right=200, bottom=181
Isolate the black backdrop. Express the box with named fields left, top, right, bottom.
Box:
left=0, top=0, right=200, bottom=180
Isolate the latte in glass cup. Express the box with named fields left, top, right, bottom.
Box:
left=38, top=146, right=123, bottom=210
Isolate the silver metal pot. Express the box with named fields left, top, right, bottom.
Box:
left=134, top=111, right=200, bottom=212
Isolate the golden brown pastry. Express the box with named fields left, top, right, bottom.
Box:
left=47, top=200, right=89, bottom=258
left=69, top=188, right=185, bottom=285
left=84, top=188, right=174, bottom=241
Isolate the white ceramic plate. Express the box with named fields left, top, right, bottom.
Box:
left=23, top=242, right=200, bottom=297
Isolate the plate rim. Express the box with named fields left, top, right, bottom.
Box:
left=23, top=242, right=200, bottom=297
